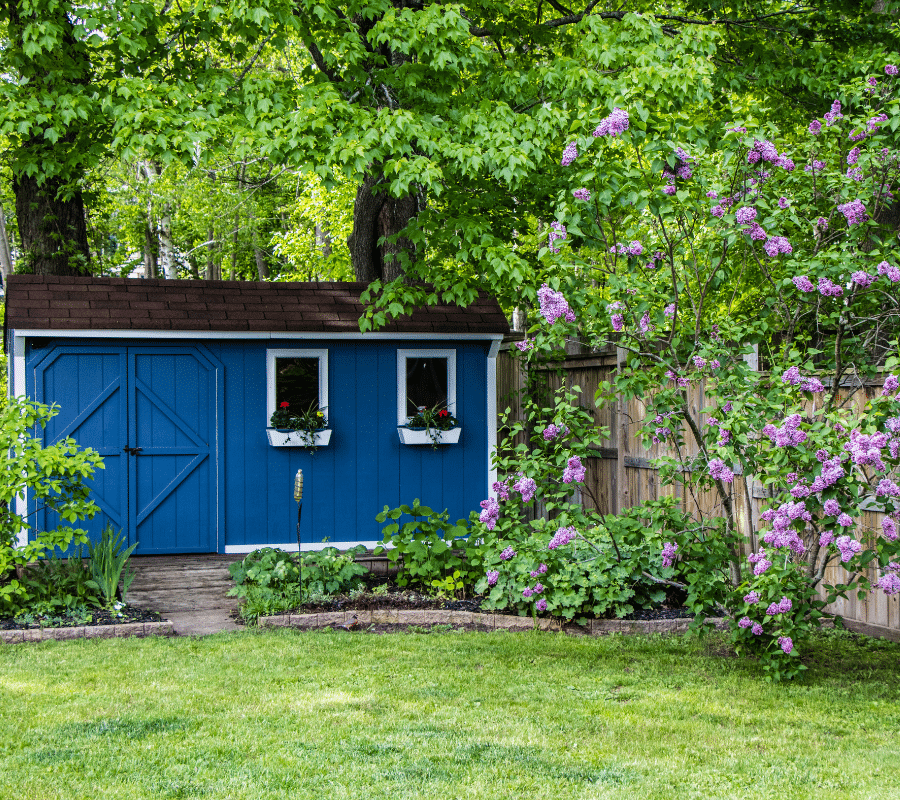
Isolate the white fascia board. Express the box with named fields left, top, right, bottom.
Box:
left=13, top=329, right=506, bottom=342
left=225, top=541, right=380, bottom=554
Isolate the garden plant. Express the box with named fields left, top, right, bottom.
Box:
left=474, top=68, right=900, bottom=679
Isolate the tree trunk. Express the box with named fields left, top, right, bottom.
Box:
left=12, top=174, right=91, bottom=275
left=143, top=224, right=158, bottom=278
left=349, top=170, right=416, bottom=282
left=158, top=205, right=175, bottom=279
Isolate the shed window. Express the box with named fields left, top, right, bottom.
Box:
left=266, top=349, right=328, bottom=423
left=397, top=349, right=456, bottom=424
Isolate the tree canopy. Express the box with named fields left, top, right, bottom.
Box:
left=0, top=1, right=895, bottom=293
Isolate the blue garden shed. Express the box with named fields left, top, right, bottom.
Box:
left=4, top=276, right=509, bottom=555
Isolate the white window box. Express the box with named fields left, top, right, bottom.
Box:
left=397, top=426, right=461, bottom=445
left=266, top=428, right=333, bottom=448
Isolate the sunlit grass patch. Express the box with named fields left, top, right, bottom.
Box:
left=1, top=628, right=898, bottom=799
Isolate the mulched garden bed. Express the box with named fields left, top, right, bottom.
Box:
left=0, top=606, right=163, bottom=631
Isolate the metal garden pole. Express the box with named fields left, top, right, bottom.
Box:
left=294, top=469, right=303, bottom=595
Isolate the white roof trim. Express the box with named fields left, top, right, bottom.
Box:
left=11, top=329, right=505, bottom=341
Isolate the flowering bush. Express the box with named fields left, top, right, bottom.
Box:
left=476, top=68, right=900, bottom=679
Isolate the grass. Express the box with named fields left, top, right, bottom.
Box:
left=1, top=628, right=899, bottom=800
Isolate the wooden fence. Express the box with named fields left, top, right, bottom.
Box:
left=496, top=339, right=900, bottom=639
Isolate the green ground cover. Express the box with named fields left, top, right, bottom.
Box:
left=1, top=628, right=898, bottom=800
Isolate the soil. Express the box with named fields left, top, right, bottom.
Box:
left=0, top=606, right=163, bottom=631
left=259, top=580, right=714, bottom=635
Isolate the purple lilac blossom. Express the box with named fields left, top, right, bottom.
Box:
left=838, top=199, right=867, bottom=226
left=847, top=147, right=861, bottom=166
left=823, top=499, right=841, bottom=517
left=847, top=167, right=863, bottom=182
left=537, top=283, right=575, bottom=324
left=662, top=184, right=677, bottom=195
left=820, top=531, right=835, bottom=547
left=572, top=188, right=590, bottom=201
left=883, top=517, right=898, bottom=541
left=539, top=563, right=548, bottom=574
left=707, top=190, right=718, bottom=199
left=809, top=120, right=822, bottom=134
left=884, top=375, right=900, bottom=395
left=535, top=598, right=548, bottom=612
left=816, top=217, right=828, bottom=231
left=746, top=222, right=767, bottom=241
left=479, top=497, right=499, bottom=530
left=778, top=636, right=794, bottom=654
left=611, top=314, right=624, bottom=332
left=492, top=481, right=510, bottom=501
left=744, top=591, right=760, bottom=604
left=512, top=474, right=537, bottom=502
left=548, top=526, right=577, bottom=550
left=664, top=303, right=676, bottom=318
left=793, top=275, right=815, bottom=293
left=778, top=597, right=792, bottom=613
left=776, top=154, right=795, bottom=171
left=627, top=240, right=644, bottom=256
left=561, top=142, right=577, bottom=166
left=543, top=424, right=567, bottom=441
left=778, top=197, right=790, bottom=209
left=711, top=205, right=725, bottom=217
left=837, top=513, right=853, bottom=527
left=522, top=587, right=533, bottom=598
left=661, top=541, right=679, bottom=568
left=751, top=622, right=763, bottom=635
left=878, top=573, right=900, bottom=596
left=877, top=261, right=900, bottom=282
left=533, top=583, right=544, bottom=594
left=876, top=479, right=900, bottom=497
left=486, top=570, right=499, bottom=586
left=707, top=458, right=735, bottom=484
left=887, top=65, right=899, bottom=76
left=515, top=338, right=535, bottom=352
left=547, top=222, right=567, bottom=254
left=852, top=271, right=875, bottom=287
left=805, top=160, right=826, bottom=173
left=593, top=107, right=630, bottom=137
left=766, top=602, right=780, bottom=616
left=825, top=100, right=843, bottom=126
left=735, top=206, right=757, bottom=224
left=562, top=455, right=586, bottom=484
left=499, top=546, right=516, bottom=561
left=738, top=616, right=752, bottom=628
left=836, top=535, right=862, bottom=562
left=818, top=277, right=843, bottom=297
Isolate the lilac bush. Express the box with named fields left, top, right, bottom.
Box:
left=476, top=68, right=900, bottom=679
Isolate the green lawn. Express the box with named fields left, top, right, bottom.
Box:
left=1, top=628, right=898, bottom=800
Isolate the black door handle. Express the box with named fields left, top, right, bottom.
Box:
left=122, top=446, right=144, bottom=455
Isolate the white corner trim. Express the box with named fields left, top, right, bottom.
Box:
left=396, top=348, right=457, bottom=426
left=487, top=338, right=502, bottom=359
left=12, top=328, right=506, bottom=343
left=266, top=348, right=329, bottom=421
left=225, top=541, right=380, bottom=554
left=13, top=335, right=28, bottom=546
left=487, top=345, right=498, bottom=498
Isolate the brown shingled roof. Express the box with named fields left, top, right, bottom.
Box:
left=4, top=276, right=510, bottom=335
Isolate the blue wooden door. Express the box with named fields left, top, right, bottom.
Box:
left=33, top=346, right=129, bottom=545
left=33, top=345, right=222, bottom=554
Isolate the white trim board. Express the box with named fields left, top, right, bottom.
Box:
left=396, top=348, right=457, bottom=426
left=13, top=329, right=505, bottom=342
left=12, top=335, right=27, bottom=546
left=486, top=343, right=498, bottom=498
left=225, top=541, right=380, bottom=554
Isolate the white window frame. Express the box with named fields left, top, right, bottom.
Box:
left=397, top=348, right=456, bottom=425
left=266, top=348, right=329, bottom=424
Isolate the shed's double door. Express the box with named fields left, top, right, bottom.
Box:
left=34, top=345, right=222, bottom=554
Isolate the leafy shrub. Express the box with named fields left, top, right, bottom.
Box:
left=20, top=547, right=102, bottom=611
left=374, top=499, right=479, bottom=596
left=228, top=545, right=369, bottom=623
left=0, top=397, right=103, bottom=616
left=471, top=500, right=692, bottom=621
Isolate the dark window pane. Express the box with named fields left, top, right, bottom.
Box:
left=406, top=357, right=447, bottom=417
left=275, top=357, right=319, bottom=414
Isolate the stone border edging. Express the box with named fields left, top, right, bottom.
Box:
left=0, top=620, right=174, bottom=645
left=258, top=609, right=728, bottom=635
